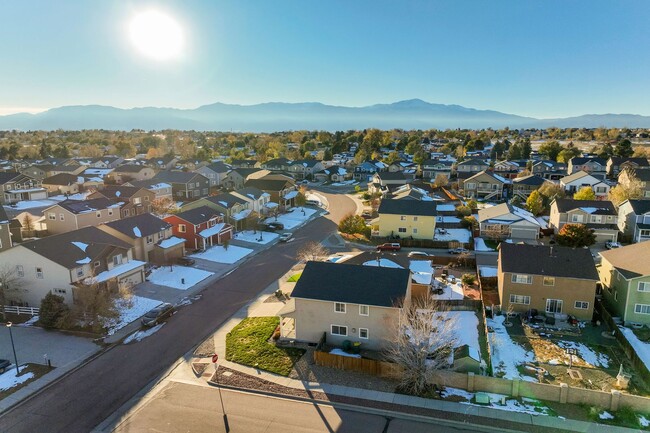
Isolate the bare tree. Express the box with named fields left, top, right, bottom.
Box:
left=70, top=277, right=134, bottom=333
left=296, top=241, right=329, bottom=262
left=482, top=224, right=509, bottom=241
left=0, top=265, right=24, bottom=320
left=151, top=197, right=179, bottom=217
left=21, top=214, right=35, bottom=237
left=432, top=174, right=449, bottom=188
left=385, top=297, right=458, bottom=396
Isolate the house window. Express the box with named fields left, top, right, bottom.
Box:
left=59, top=213, right=64, bottom=221
left=331, top=325, right=348, bottom=336
left=134, top=197, right=141, bottom=205
left=509, top=294, right=530, bottom=305
left=634, top=304, right=650, bottom=315
left=398, top=227, right=406, bottom=233
left=108, top=209, right=113, bottom=216
left=359, top=328, right=369, bottom=339
left=179, top=224, right=186, bottom=233
left=545, top=299, right=563, bottom=314
left=16, top=265, right=24, bottom=277
left=413, top=216, right=418, bottom=222
left=543, top=277, right=555, bottom=286
left=54, top=288, right=67, bottom=295
left=48, top=212, right=56, bottom=220
left=123, top=210, right=129, bottom=217
left=334, top=302, right=346, bottom=313
left=113, top=255, right=122, bottom=266
left=400, top=216, right=406, bottom=221
left=359, top=305, right=369, bottom=316
left=36, top=267, right=44, bottom=279
left=144, top=196, right=150, bottom=201
left=94, top=261, right=100, bottom=268
left=147, top=236, right=153, bottom=244
left=466, top=182, right=476, bottom=190
left=96, top=211, right=102, bottom=218
left=571, top=214, right=584, bottom=223
left=591, top=215, right=602, bottom=223
left=574, top=301, right=589, bottom=310
left=638, top=282, right=650, bottom=292
left=76, top=268, right=84, bottom=277
left=596, top=187, right=607, bottom=193
left=412, top=228, right=418, bottom=234
left=511, top=274, right=532, bottom=284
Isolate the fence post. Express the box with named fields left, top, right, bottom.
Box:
left=610, top=390, right=621, bottom=411
left=467, top=372, right=475, bottom=392
left=511, top=378, right=520, bottom=397
left=559, top=383, right=568, bottom=404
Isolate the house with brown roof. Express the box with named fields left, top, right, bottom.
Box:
left=462, top=170, right=509, bottom=200
left=606, top=157, right=649, bottom=178
left=41, top=173, right=81, bottom=196
left=88, top=185, right=155, bottom=218
left=498, top=243, right=599, bottom=320
left=107, top=164, right=156, bottom=184
left=0, top=172, right=47, bottom=204
left=43, top=198, right=122, bottom=235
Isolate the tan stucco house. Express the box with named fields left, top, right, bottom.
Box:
left=44, top=198, right=122, bottom=235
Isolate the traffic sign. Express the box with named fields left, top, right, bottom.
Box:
left=565, top=348, right=577, bottom=355
left=212, top=353, right=219, bottom=363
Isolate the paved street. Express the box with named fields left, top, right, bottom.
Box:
left=0, top=192, right=356, bottom=433
left=112, top=381, right=488, bottom=433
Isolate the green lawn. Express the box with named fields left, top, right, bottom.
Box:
left=287, top=272, right=302, bottom=282
left=225, top=317, right=305, bottom=376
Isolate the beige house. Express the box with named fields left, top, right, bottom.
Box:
left=0, top=226, right=143, bottom=307
left=618, top=167, right=650, bottom=199
left=107, top=165, right=157, bottom=184
left=478, top=203, right=543, bottom=240
left=498, top=243, right=599, bottom=320
left=41, top=173, right=81, bottom=195
left=279, top=261, right=412, bottom=351
left=88, top=185, right=155, bottom=218
left=462, top=170, right=509, bottom=200
left=0, top=208, right=13, bottom=252
left=511, top=174, right=552, bottom=200
left=559, top=170, right=610, bottom=199
left=548, top=199, right=618, bottom=243
left=44, top=198, right=122, bottom=235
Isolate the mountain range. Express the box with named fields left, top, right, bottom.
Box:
left=1, top=99, right=650, bottom=132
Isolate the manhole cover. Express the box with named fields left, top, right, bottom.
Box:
left=567, top=369, right=582, bottom=380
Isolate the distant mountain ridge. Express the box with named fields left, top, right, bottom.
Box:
left=1, top=99, right=649, bottom=131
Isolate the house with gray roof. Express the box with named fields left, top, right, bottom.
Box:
left=478, top=203, right=544, bottom=240
left=153, top=170, right=210, bottom=200
left=549, top=198, right=618, bottom=243
left=617, top=199, right=650, bottom=243
left=462, top=170, right=509, bottom=200
left=43, top=198, right=122, bottom=235
left=511, top=174, right=552, bottom=200
left=194, top=161, right=231, bottom=188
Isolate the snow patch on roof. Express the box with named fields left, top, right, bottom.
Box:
left=72, top=241, right=89, bottom=252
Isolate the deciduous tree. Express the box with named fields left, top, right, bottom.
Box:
left=573, top=186, right=596, bottom=201
left=296, top=241, right=329, bottom=262
left=525, top=190, right=544, bottom=216
left=556, top=223, right=596, bottom=248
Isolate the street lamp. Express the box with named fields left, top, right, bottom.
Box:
left=6, top=322, right=19, bottom=375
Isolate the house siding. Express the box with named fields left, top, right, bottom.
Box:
left=377, top=214, right=436, bottom=240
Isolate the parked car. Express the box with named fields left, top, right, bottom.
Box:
left=176, top=256, right=195, bottom=266
left=377, top=243, right=401, bottom=251
left=141, top=303, right=175, bottom=327
left=448, top=247, right=469, bottom=255
left=306, top=199, right=320, bottom=206
left=0, top=359, right=11, bottom=374
left=279, top=232, right=293, bottom=242
left=605, top=241, right=621, bottom=249
left=267, top=221, right=285, bottom=230
left=408, top=251, right=432, bottom=258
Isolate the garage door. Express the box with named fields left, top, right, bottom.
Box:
left=594, top=231, right=616, bottom=243
left=119, top=269, right=144, bottom=289
left=511, top=228, right=539, bottom=240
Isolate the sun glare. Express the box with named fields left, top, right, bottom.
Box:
left=129, top=10, right=183, bottom=61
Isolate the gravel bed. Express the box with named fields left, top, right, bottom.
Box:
left=193, top=337, right=216, bottom=357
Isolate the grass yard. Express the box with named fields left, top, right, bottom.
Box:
left=287, top=272, right=302, bottom=282
left=0, top=364, right=52, bottom=400
left=226, top=317, right=305, bottom=376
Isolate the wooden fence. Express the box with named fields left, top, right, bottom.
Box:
left=4, top=305, right=40, bottom=316
left=313, top=350, right=401, bottom=378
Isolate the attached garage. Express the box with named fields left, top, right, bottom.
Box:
left=593, top=229, right=618, bottom=243
left=511, top=226, right=540, bottom=240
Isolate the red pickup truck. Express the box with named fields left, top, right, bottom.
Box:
left=376, top=243, right=401, bottom=251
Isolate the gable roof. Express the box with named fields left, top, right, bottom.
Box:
left=103, top=213, right=170, bottom=239
left=570, top=157, right=606, bottom=166
left=154, top=170, right=205, bottom=184
left=457, top=158, right=488, bottom=166
left=172, top=205, right=221, bottom=225
left=96, top=185, right=144, bottom=200
left=623, top=167, right=650, bottom=182
left=552, top=198, right=616, bottom=215
left=291, top=261, right=410, bottom=308
left=376, top=171, right=408, bottom=181
left=608, top=157, right=649, bottom=167
left=0, top=172, right=24, bottom=184
left=42, top=173, right=79, bottom=186
left=203, top=193, right=247, bottom=209
left=512, top=174, right=548, bottom=186
left=478, top=203, right=542, bottom=226
left=54, top=198, right=119, bottom=214
left=378, top=199, right=437, bottom=216
left=624, top=199, right=650, bottom=215
left=499, top=243, right=598, bottom=281
left=599, top=242, right=650, bottom=279
left=231, top=167, right=264, bottom=178
left=233, top=187, right=268, bottom=201
left=114, top=164, right=149, bottom=173
left=245, top=178, right=293, bottom=191
left=465, top=170, right=509, bottom=184
left=560, top=170, right=596, bottom=184
left=204, top=161, right=231, bottom=173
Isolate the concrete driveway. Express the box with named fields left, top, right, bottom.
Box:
left=0, top=325, right=99, bottom=368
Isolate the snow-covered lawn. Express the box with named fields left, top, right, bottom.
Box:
left=487, top=315, right=534, bottom=379
left=556, top=341, right=610, bottom=368
left=437, top=311, right=481, bottom=356
left=437, top=216, right=461, bottom=223
left=233, top=230, right=278, bottom=245
left=123, top=323, right=165, bottom=344
left=440, top=387, right=553, bottom=416
left=3, top=200, right=57, bottom=210
left=105, top=296, right=162, bottom=335
left=619, top=326, right=650, bottom=368
left=264, top=207, right=317, bottom=229
left=191, top=245, right=253, bottom=264
left=478, top=266, right=498, bottom=277
left=147, top=266, right=213, bottom=290
left=474, top=238, right=495, bottom=252
left=362, top=258, right=403, bottom=269
left=0, top=366, right=34, bottom=392
left=431, top=276, right=464, bottom=300
left=434, top=228, right=471, bottom=243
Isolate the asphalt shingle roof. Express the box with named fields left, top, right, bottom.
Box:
left=552, top=199, right=616, bottom=215
left=499, top=243, right=599, bottom=281
left=600, top=242, right=650, bottom=279
left=103, top=213, right=170, bottom=239
left=378, top=199, right=437, bottom=217
left=173, top=206, right=221, bottom=225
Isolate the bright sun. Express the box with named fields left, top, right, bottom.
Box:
left=129, top=10, right=183, bottom=61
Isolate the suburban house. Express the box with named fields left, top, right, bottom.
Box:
left=606, top=157, right=649, bottom=178
left=244, top=175, right=297, bottom=205
left=229, top=159, right=258, bottom=169
left=548, top=198, right=619, bottom=243
left=230, top=187, right=271, bottom=215
left=145, top=156, right=178, bottom=170
left=478, top=203, right=544, bottom=240
left=454, top=159, right=489, bottom=180
left=176, top=159, right=209, bottom=171
left=373, top=199, right=437, bottom=240
left=493, top=160, right=528, bottom=179
left=498, top=243, right=599, bottom=320
left=107, top=164, right=156, bottom=184
left=314, top=165, right=351, bottom=183
left=287, top=159, right=324, bottom=180
left=125, top=179, right=173, bottom=201
left=278, top=261, right=411, bottom=351
left=367, top=171, right=413, bottom=195
left=567, top=157, right=607, bottom=179
left=0, top=226, right=144, bottom=307
left=41, top=173, right=81, bottom=196
left=511, top=175, right=552, bottom=200
left=618, top=167, right=650, bottom=199
left=153, top=171, right=210, bottom=200
left=617, top=199, right=650, bottom=243
left=44, top=198, right=122, bottom=235
left=391, top=184, right=436, bottom=201
left=223, top=168, right=269, bottom=190
left=194, top=161, right=231, bottom=189
left=74, top=156, right=124, bottom=169
left=0, top=172, right=47, bottom=205
left=32, top=164, right=85, bottom=179
left=462, top=170, right=509, bottom=200
left=600, top=242, right=650, bottom=326
left=531, top=160, right=566, bottom=180
left=261, top=158, right=291, bottom=173
left=421, top=159, right=453, bottom=181
left=181, top=193, right=250, bottom=229
left=98, top=213, right=183, bottom=263
left=559, top=170, right=610, bottom=199
left=353, top=160, right=387, bottom=182
left=88, top=185, right=155, bottom=218
left=164, top=205, right=233, bottom=250
left=0, top=207, right=13, bottom=252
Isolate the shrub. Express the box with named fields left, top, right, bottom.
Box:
left=39, top=293, right=69, bottom=329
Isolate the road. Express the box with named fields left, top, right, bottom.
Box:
left=0, top=192, right=356, bottom=433
left=112, top=381, right=488, bottom=433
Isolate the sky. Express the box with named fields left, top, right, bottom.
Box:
left=1, top=0, right=649, bottom=118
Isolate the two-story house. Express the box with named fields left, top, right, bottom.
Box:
left=367, top=171, right=413, bottom=195
left=454, top=159, right=489, bottom=180
left=374, top=199, right=437, bottom=240
left=230, top=187, right=271, bottom=215
left=462, top=170, right=509, bottom=200
left=244, top=175, right=296, bottom=206
left=498, top=243, right=599, bottom=320
left=606, top=157, right=649, bottom=178
left=421, top=159, right=453, bottom=181
left=153, top=171, right=210, bottom=200
left=511, top=174, right=552, bottom=200
left=353, top=160, right=387, bottom=182
left=163, top=205, right=233, bottom=250
left=600, top=242, right=650, bottom=326
left=145, top=156, right=179, bottom=171
left=287, top=160, right=324, bottom=180
left=261, top=158, right=292, bottom=173
left=559, top=170, right=610, bottom=199
left=194, top=161, right=231, bottom=189
left=107, top=164, right=157, bottom=184
left=181, top=193, right=250, bottom=229
left=478, top=203, right=544, bottom=240
left=549, top=198, right=619, bottom=243
left=88, top=185, right=155, bottom=218
left=568, top=157, right=607, bottom=179
left=617, top=199, right=650, bottom=243
left=618, top=167, right=650, bottom=199
left=41, top=173, right=82, bottom=196
left=531, top=160, right=566, bottom=181
left=223, top=168, right=269, bottom=190
left=278, top=261, right=412, bottom=351
left=44, top=198, right=122, bottom=235
left=124, top=179, right=173, bottom=201
left=0, top=172, right=47, bottom=205
left=0, top=226, right=144, bottom=307
left=314, top=165, right=352, bottom=183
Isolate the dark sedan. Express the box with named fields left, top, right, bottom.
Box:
left=141, top=303, right=175, bottom=327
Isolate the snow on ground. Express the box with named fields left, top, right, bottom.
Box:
left=264, top=207, right=317, bottom=230
left=191, top=245, right=253, bottom=264
left=557, top=341, right=610, bottom=368
left=478, top=266, right=498, bottom=277
left=123, top=323, right=165, bottom=344
left=49, top=192, right=89, bottom=201
left=17, top=316, right=39, bottom=327
left=105, top=296, right=162, bottom=335
left=437, top=216, right=461, bottom=223
left=599, top=411, right=614, bottom=420
left=619, top=326, right=650, bottom=368
left=147, top=266, right=213, bottom=290
left=362, top=259, right=403, bottom=268
left=0, top=365, right=34, bottom=391
left=233, top=230, right=278, bottom=245
left=436, top=311, right=480, bottom=355
left=431, top=276, right=464, bottom=300
left=474, top=238, right=495, bottom=252
left=327, top=255, right=353, bottom=263
left=434, top=229, right=471, bottom=243
left=440, top=387, right=552, bottom=416
left=487, top=315, right=534, bottom=379
left=329, top=348, right=361, bottom=358
left=640, top=415, right=650, bottom=427
left=4, top=200, right=57, bottom=210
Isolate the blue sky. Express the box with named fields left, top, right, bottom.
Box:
left=1, top=0, right=649, bottom=118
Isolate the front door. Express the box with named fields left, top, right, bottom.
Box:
left=546, top=299, right=563, bottom=314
